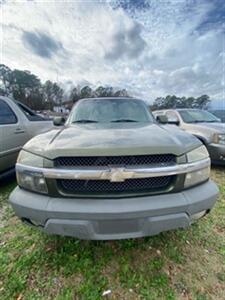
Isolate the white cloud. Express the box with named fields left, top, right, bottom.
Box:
left=1, top=0, right=224, bottom=103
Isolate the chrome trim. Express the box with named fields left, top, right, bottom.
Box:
left=0, top=146, right=22, bottom=158
left=16, top=158, right=210, bottom=182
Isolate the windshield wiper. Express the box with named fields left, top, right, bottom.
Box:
left=72, top=119, right=98, bottom=123
left=111, top=119, right=138, bottom=123
left=203, top=120, right=218, bottom=123
left=188, top=120, right=207, bottom=123
left=191, top=120, right=218, bottom=123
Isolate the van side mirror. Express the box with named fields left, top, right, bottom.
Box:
left=53, top=116, right=66, bottom=126
left=156, top=115, right=168, bottom=124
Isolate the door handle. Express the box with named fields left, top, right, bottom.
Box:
left=14, top=128, right=25, bottom=134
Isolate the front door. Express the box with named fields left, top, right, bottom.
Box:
left=0, top=99, right=27, bottom=173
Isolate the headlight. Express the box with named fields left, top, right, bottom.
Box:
left=184, top=145, right=210, bottom=188
left=186, top=145, right=209, bottom=162
left=213, top=133, right=225, bottom=145
left=17, top=150, right=45, bottom=167
left=16, top=150, right=48, bottom=194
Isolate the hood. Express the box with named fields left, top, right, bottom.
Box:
left=194, top=122, right=225, bottom=133
left=23, top=123, right=201, bottom=159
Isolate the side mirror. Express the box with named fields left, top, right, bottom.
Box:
left=53, top=116, right=66, bottom=126
left=167, top=119, right=180, bottom=126
left=156, top=115, right=168, bottom=124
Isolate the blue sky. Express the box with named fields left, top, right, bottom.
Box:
left=1, top=0, right=224, bottom=102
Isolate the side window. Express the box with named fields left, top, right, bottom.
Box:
left=17, top=103, right=44, bottom=121
left=166, top=111, right=179, bottom=123
left=0, top=100, right=17, bottom=125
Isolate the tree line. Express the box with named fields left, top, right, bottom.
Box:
left=0, top=64, right=129, bottom=110
left=0, top=64, right=210, bottom=111
left=151, top=95, right=210, bottom=111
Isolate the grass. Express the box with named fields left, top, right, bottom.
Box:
left=0, top=168, right=224, bottom=300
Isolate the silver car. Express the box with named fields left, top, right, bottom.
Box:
left=0, top=96, right=53, bottom=178
left=154, top=109, right=225, bottom=165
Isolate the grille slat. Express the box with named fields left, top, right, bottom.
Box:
left=55, top=154, right=176, bottom=168
left=58, top=176, right=174, bottom=195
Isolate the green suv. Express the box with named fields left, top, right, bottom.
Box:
left=9, top=98, right=218, bottom=240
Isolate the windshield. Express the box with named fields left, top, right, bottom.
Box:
left=208, top=110, right=225, bottom=122
left=179, top=110, right=220, bottom=123
left=68, top=98, right=154, bottom=124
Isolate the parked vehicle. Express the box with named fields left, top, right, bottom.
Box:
left=153, top=109, right=225, bottom=165
left=206, top=99, right=225, bottom=123
left=9, top=98, right=218, bottom=240
left=208, top=110, right=225, bottom=123
left=0, top=96, right=53, bottom=178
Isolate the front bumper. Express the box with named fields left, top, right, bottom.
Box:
left=9, top=180, right=219, bottom=240
left=207, top=143, right=225, bottom=165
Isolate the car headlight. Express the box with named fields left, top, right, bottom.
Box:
left=213, top=133, right=225, bottom=145
left=16, top=150, right=48, bottom=194
left=186, top=145, right=209, bottom=162
left=184, top=145, right=210, bottom=188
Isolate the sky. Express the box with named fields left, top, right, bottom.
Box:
left=1, top=0, right=225, bottom=103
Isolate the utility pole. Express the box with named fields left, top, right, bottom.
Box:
left=56, top=69, right=63, bottom=114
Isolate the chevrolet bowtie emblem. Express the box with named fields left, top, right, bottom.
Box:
left=107, top=168, right=135, bottom=182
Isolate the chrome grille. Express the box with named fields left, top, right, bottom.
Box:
left=55, top=154, right=176, bottom=168
left=57, top=176, right=175, bottom=196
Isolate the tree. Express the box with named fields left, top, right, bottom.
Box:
left=93, top=86, right=130, bottom=98
left=151, top=95, right=211, bottom=110
left=80, top=86, right=93, bottom=99
left=114, top=89, right=130, bottom=97
left=43, top=80, right=64, bottom=110
left=0, top=64, right=12, bottom=96
left=184, top=96, right=195, bottom=108
left=69, top=87, right=80, bottom=104
left=0, top=64, right=46, bottom=109
left=94, top=86, right=114, bottom=97
left=193, top=95, right=210, bottom=109
left=52, top=82, right=63, bottom=107
left=9, top=69, right=43, bottom=109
